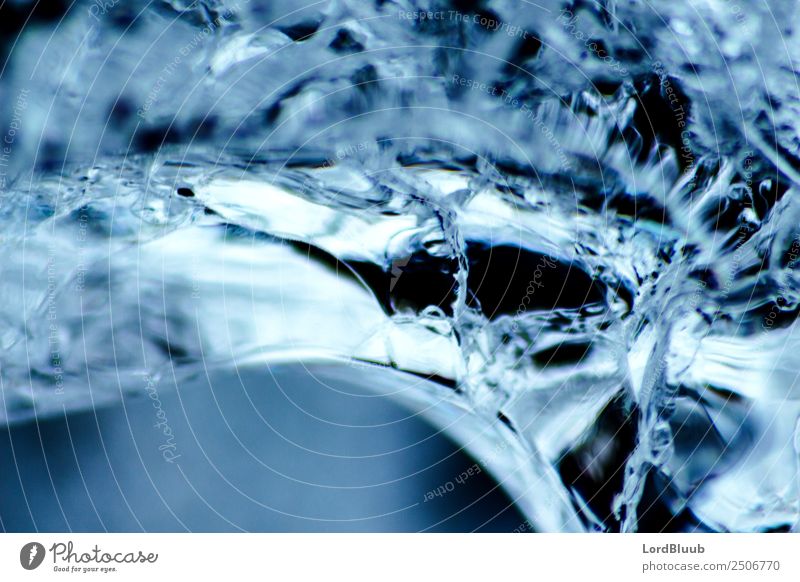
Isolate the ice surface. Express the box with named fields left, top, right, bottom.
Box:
left=1, top=0, right=800, bottom=532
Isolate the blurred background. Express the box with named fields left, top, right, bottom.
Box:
left=1, top=363, right=526, bottom=532
left=2, top=0, right=800, bottom=534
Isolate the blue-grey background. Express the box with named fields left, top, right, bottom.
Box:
left=1, top=365, right=524, bottom=532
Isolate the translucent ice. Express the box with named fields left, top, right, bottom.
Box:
left=1, top=0, right=800, bottom=532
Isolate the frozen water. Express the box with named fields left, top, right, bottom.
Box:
left=1, top=0, right=800, bottom=532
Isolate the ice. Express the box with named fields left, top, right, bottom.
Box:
left=1, top=0, right=800, bottom=532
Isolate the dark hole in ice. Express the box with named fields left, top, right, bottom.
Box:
left=0, top=0, right=70, bottom=64
left=532, top=341, right=592, bottom=367
left=109, top=98, right=135, bottom=123
left=636, top=470, right=712, bottom=533
left=593, top=79, right=623, bottom=96
left=329, top=29, right=364, bottom=53
left=351, top=64, right=380, bottom=98
left=346, top=64, right=381, bottom=113
left=188, top=115, right=218, bottom=139
left=473, top=9, right=503, bottom=33
left=264, top=81, right=310, bottom=126
left=688, top=267, right=719, bottom=291
left=277, top=20, right=321, bottom=42
left=749, top=294, right=800, bottom=330
left=503, top=32, right=542, bottom=72
left=264, top=102, right=282, bottom=126
left=152, top=337, right=189, bottom=360
left=589, top=38, right=610, bottom=59
left=613, top=280, right=635, bottom=314
left=176, top=187, right=195, bottom=198
left=404, top=370, right=459, bottom=391
left=36, top=141, right=66, bottom=173
left=387, top=251, right=458, bottom=316
left=558, top=395, right=638, bottom=531
left=450, top=0, right=481, bottom=9
left=607, top=192, right=667, bottom=224
left=465, top=243, right=606, bottom=319
left=496, top=411, right=515, bottom=432
left=108, top=7, right=140, bottom=30
left=135, top=124, right=183, bottom=152
left=628, top=74, right=693, bottom=171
